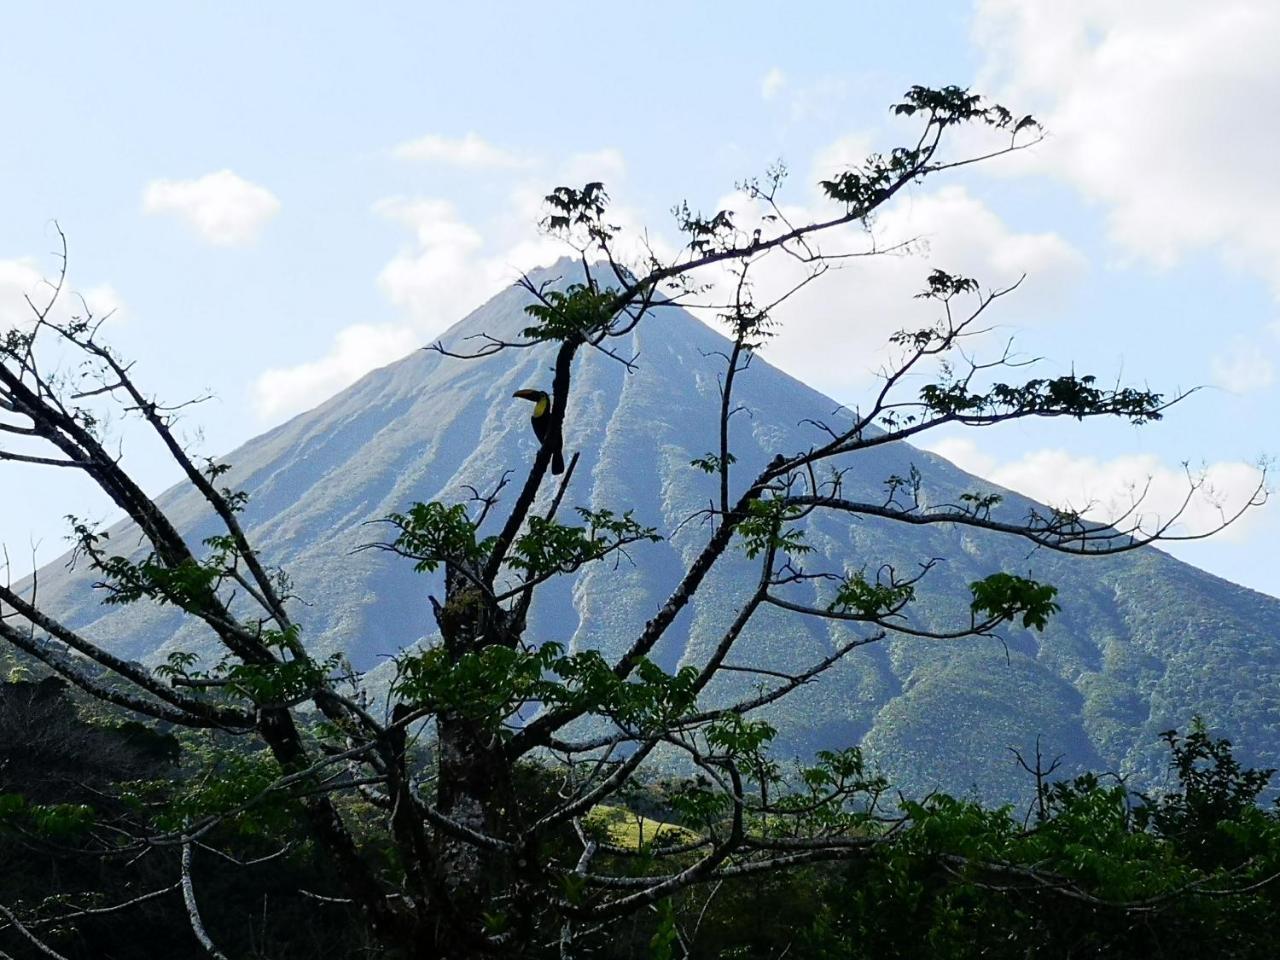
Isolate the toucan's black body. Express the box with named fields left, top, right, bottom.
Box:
left=512, top=388, right=564, bottom=474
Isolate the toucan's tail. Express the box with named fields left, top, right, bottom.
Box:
left=552, top=448, right=565, bottom=475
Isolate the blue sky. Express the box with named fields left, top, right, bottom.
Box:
left=1, top=1, right=1276, bottom=597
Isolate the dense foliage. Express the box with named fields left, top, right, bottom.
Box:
left=3, top=668, right=1279, bottom=958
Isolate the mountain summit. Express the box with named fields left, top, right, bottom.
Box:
left=22, top=260, right=1280, bottom=799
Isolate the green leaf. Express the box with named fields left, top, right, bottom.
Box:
left=969, top=573, right=1060, bottom=631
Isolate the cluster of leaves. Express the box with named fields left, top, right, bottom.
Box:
left=153, top=625, right=340, bottom=708
left=665, top=732, right=889, bottom=843
left=920, top=372, right=1166, bottom=424
left=725, top=304, right=776, bottom=349
left=829, top=569, right=917, bottom=619
left=968, top=573, right=1061, bottom=631
left=784, top=747, right=889, bottom=833
left=882, top=465, right=923, bottom=507
left=707, top=713, right=779, bottom=774
left=666, top=774, right=733, bottom=826
left=891, top=84, right=1038, bottom=134
left=521, top=281, right=621, bottom=342
left=95, top=553, right=221, bottom=609
left=66, top=516, right=257, bottom=613
left=0, top=792, right=95, bottom=837
left=738, top=496, right=811, bottom=559
left=149, top=742, right=295, bottom=838
left=392, top=642, right=564, bottom=727
left=200, top=458, right=250, bottom=512
left=508, top=508, right=661, bottom=580
left=552, top=654, right=700, bottom=733
left=541, top=181, right=616, bottom=245
left=880, top=271, right=981, bottom=360
left=818, top=86, right=1036, bottom=214
left=386, top=500, right=496, bottom=573
left=219, top=652, right=344, bottom=707
left=819, top=145, right=929, bottom=211
left=955, top=490, right=1003, bottom=520
left=153, top=649, right=201, bottom=682
left=672, top=201, right=738, bottom=255
left=1136, top=720, right=1278, bottom=869
left=915, top=269, right=979, bottom=302
left=655, top=724, right=1280, bottom=960
left=393, top=641, right=699, bottom=735
left=690, top=451, right=736, bottom=474
left=388, top=500, right=659, bottom=584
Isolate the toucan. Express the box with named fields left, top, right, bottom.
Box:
left=512, top=388, right=564, bottom=474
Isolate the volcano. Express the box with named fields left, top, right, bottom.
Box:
left=19, top=260, right=1280, bottom=800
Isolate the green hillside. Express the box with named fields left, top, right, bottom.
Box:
left=18, top=261, right=1280, bottom=803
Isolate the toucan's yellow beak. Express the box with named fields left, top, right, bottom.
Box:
left=512, top=389, right=539, bottom=401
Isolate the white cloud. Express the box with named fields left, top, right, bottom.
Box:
left=924, top=437, right=999, bottom=477
left=248, top=145, right=670, bottom=423
left=373, top=196, right=519, bottom=333
left=974, top=1, right=1280, bottom=294
left=689, top=179, right=1086, bottom=401
left=0, top=258, right=45, bottom=330
left=762, top=74, right=850, bottom=123
left=251, top=131, right=1079, bottom=423
left=372, top=148, right=642, bottom=338
left=372, top=134, right=1080, bottom=420
left=387, top=130, right=1081, bottom=413
left=393, top=132, right=533, bottom=170
left=252, top=323, right=419, bottom=421
left=559, top=148, right=626, bottom=188
left=811, top=134, right=874, bottom=180
left=142, top=170, right=280, bottom=246
left=1211, top=336, right=1275, bottom=394
left=761, top=67, right=787, bottom=100
left=253, top=194, right=538, bottom=421
left=0, top=259, right=126, bottom=332
left=923, top=436, right=1265, bottom=543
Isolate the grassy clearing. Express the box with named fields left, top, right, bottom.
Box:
left=585, top=804, right=698, bottom=850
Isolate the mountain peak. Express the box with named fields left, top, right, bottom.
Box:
left=432, top=256, right=652, bottom=347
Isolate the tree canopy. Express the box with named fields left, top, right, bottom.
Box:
left=0, top=84, right=1270, bottom=959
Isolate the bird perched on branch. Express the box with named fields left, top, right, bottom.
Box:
left=512, top=388, right=564, bottom=474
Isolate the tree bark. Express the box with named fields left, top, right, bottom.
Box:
left=430, top=563, right=521, bottom=957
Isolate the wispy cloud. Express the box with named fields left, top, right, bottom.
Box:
left=760, top=67, right=787, bottom=100
left=252, top=323, right=418, bottom=421
left=393, top=132, right=533, bottom=170
left=1212, top=336, right=1275, bottom=394
left=923, top=437, right=1266, bottom=543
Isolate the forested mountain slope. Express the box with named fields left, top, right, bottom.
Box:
left=22, top=261, right=1280, bottom=800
